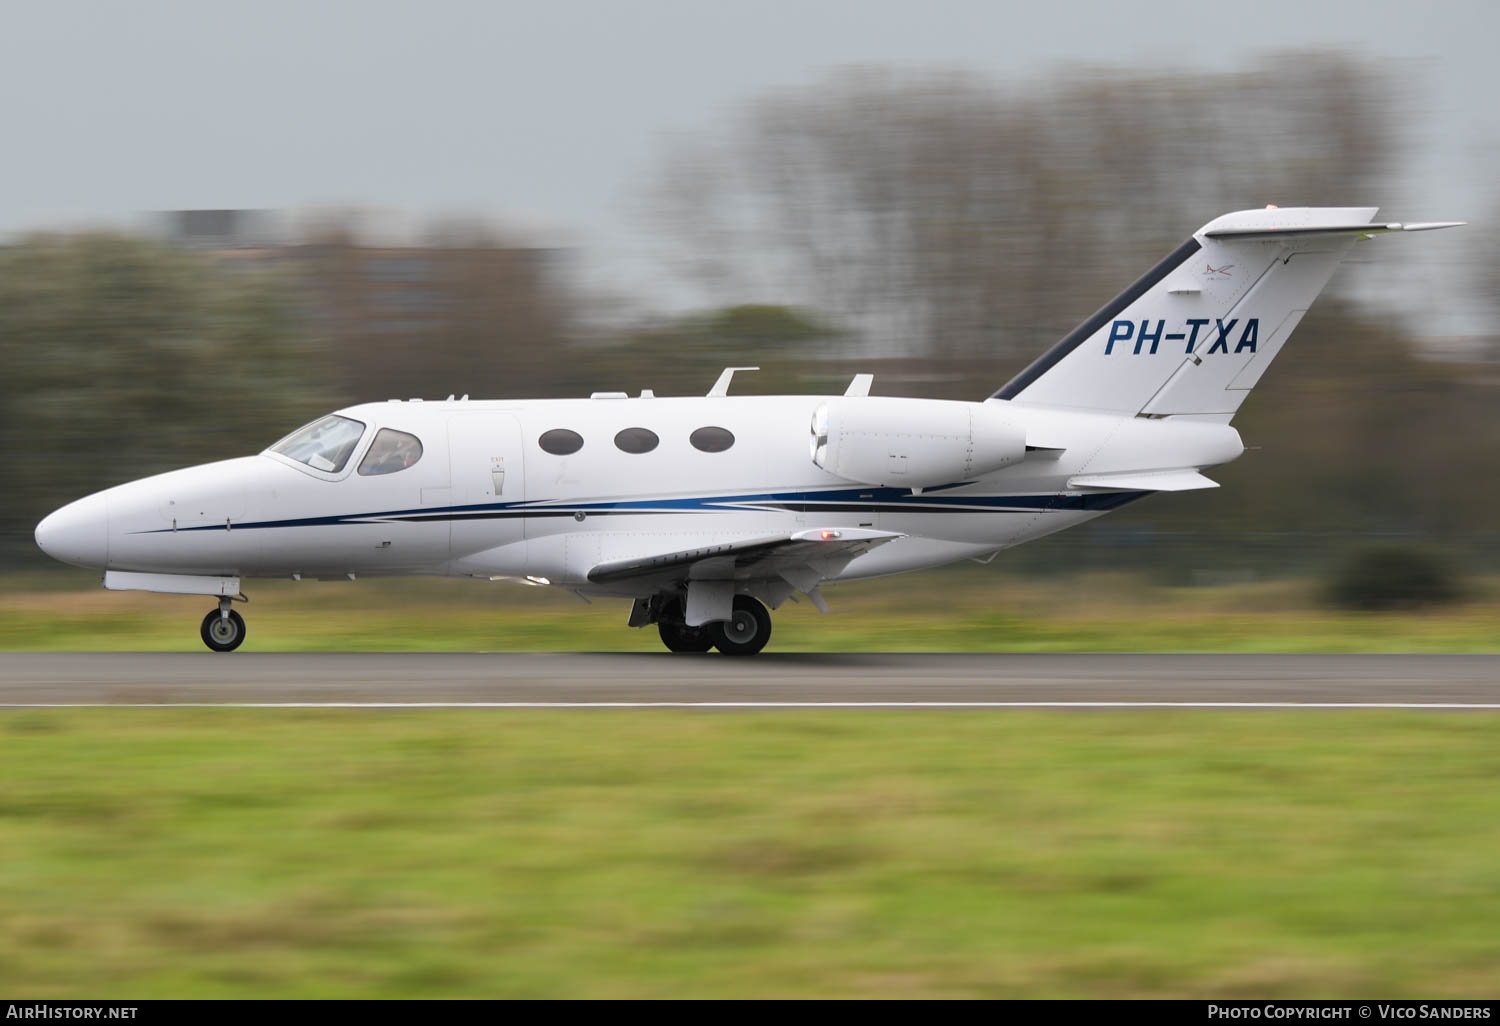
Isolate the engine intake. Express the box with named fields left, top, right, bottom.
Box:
left=810, top=398, right=1026, bottom=490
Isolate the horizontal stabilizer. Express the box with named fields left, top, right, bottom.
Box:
left=1203, top=221, right=1465, bottom=242
left=1069, top=470, right=1218, bottom=492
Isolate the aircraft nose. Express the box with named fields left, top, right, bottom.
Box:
left=35, top=493, right=110, bottom=569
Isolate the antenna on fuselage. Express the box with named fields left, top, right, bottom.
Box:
left=707, top=366, right=760, bottom=398
left=843, top=374, right=873, bottom=397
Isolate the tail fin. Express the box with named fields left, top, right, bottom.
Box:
left=991, top=207, right=1463, bottom=418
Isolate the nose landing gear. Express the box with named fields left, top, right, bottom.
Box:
left=200, top=597, right=246, bottom=652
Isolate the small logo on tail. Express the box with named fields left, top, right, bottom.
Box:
left=1204, top=263, right=1234, bottom=279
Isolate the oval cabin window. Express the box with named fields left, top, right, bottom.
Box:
left=538, top=428, right=584, bottom=456
left=614, top=427, right=660, bottom=454
left=689, top=426, right=735, bottom=453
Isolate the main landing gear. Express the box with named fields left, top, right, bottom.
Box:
left=200, top=597, right=246, bottom=652
left=658, top=620, right=714, bottom=653
left=655, top=595, right=773, bottom=656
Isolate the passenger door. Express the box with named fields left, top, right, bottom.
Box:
left=447, top=413, right=526, bottom=564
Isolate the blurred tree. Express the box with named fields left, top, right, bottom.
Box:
left=291, top=215, right=578, bottom=402
left=699, top=304, right=840, bottom=351
left=1479, top=190, right=1500, bottom=362
left=585, top=304, right=842, bottom=397
left=640, top=52, right=1500, bottom=572
left=648, top=53, right=1401, bottom=370
left=0, top=233, right=336, bottom=567
left=1027, top=298, right=1500, bottom=576
left=1324, top=543, right=1461, bottom=611
left=1148, top=297, right=1500, bottom=533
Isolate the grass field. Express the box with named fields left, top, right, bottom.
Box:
left=4, top=567, right=1500, bottom=652
left=1, top=709, right=1497, bottom=998
left=5, top=571, right=1497, bottom=997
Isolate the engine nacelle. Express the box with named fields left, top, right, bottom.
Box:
left=810, top=397, right=1027, bottom=489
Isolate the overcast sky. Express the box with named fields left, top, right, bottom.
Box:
left=2, top=0, right=1494, bottom=323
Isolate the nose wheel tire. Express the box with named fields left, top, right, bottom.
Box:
left=200, top=609, right=246, bottom=652
left=709, top=596, right=772, bottom=656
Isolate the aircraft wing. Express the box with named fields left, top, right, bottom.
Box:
left=586, top=527, right=902, bottom=595
left=1069, top=469, right=1218, bottom=492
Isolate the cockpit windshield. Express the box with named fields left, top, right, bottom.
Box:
left=269, top=415, right=366, bottom=474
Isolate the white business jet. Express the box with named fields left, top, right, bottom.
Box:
left=35, top=207, right=1462, bottom=654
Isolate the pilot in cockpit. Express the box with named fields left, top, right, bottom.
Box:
left=357, top=429, right=423, bottom=476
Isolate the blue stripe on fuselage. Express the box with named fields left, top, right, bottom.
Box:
left=134, top=486, right=1151, bottom=533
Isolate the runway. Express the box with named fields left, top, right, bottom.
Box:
left=0, top=652, right=1498, bottom=708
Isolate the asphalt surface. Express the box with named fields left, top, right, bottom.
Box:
left=0, top=652, right=1497, bottom=706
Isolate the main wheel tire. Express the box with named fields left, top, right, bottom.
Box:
left=658, top=621, right=714, bottom=653
left=200, top=609, right=246, bottom=652
left=709, top=596, right=772, bottom=656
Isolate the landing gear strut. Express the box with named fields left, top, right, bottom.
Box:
left=200, top=598, right=246, bottom=652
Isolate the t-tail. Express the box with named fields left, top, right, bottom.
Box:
left=991, top=207, right=1464, bottom=419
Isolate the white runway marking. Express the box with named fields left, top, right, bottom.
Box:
left=3, top=702, right=1500, bottom=710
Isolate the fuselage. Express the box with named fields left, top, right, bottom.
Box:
left=35, top=393, right=1243, bottom=597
